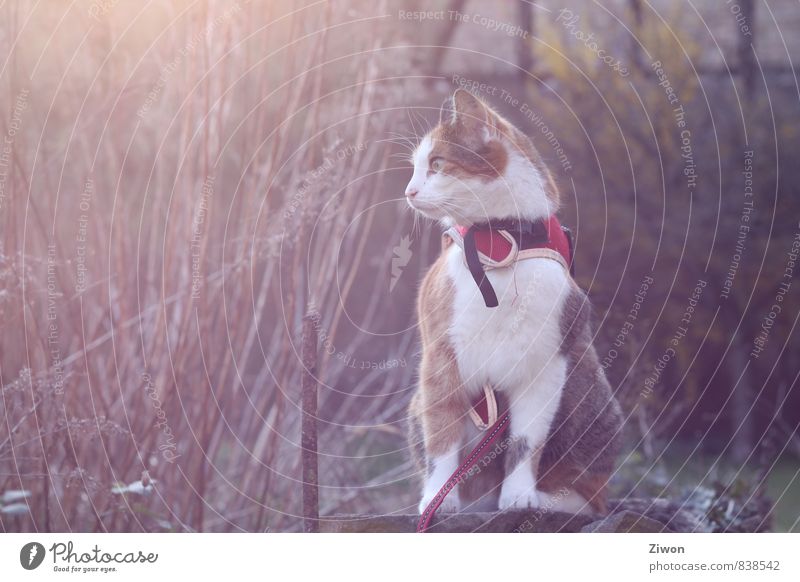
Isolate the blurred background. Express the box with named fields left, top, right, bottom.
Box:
left=1, top=0, right=799, bottom=532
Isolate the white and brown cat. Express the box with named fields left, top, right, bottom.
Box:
left=406, top=89, right=623, bottom=516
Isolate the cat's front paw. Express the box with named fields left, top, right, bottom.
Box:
left=498, top=487, right=541, bottom=511
left=418, top=491, right=461, bottom=514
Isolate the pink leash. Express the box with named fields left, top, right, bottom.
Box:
left=416, top=411, right=511, bottom=533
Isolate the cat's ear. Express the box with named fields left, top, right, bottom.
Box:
left=439, top=95, right=456, bottom=125
left=450, top=89, right=500, bottom=137
left=452, top=89, right=489, bottom=129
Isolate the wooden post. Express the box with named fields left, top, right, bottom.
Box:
left=301, top=313, right=319, bottom=533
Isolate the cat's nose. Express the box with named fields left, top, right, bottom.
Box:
left=405, top=187, right=418, bottom=199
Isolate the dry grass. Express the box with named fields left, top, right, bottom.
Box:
left=0, top=0, right=421, bottom=532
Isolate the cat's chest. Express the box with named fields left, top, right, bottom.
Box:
left=445, top=246, right=570, bottom=392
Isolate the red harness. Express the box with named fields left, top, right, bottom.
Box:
left=451, top=215, right=574, bottom=308
left=455, top=214, right=572, bottom=266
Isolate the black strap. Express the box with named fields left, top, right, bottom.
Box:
left=562, top=225, right=576, bottom=277
left=463, top=227, right=499, bottom=308
left=460, top=218, right=573, bottom=308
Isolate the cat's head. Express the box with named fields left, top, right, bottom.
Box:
left=405, top=89, right=558, bottom=226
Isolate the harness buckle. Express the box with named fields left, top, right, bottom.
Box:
left=468, top=384, right=499, bottom=431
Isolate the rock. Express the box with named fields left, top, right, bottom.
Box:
left=607, top=498, right=711, bottom=532
left=581, top=510, right=667, bottom=533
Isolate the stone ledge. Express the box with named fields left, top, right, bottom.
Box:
left=320, top=506, right=689, bottom=533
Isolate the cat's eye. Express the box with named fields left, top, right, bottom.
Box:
left=429, top=157, right=445, bottom=173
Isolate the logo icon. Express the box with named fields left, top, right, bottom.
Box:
left=390, top=235, right=413, bottom=293
left=20, top=542, right=45, bottom=570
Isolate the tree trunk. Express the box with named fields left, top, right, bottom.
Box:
left=739, top=0, right=756, bottom=99
left=516, top=1, right=535, bottom=83
left=727, top=334, right=756, bottom=465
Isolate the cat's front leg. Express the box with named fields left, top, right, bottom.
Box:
left=498, top=359, right=567, bottom=510
left=418, top=445, right=462, bottom=513
left=414, top=349, right=469, bottom=514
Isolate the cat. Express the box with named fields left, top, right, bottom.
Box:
left=405, top=89, right=623, bottom=516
